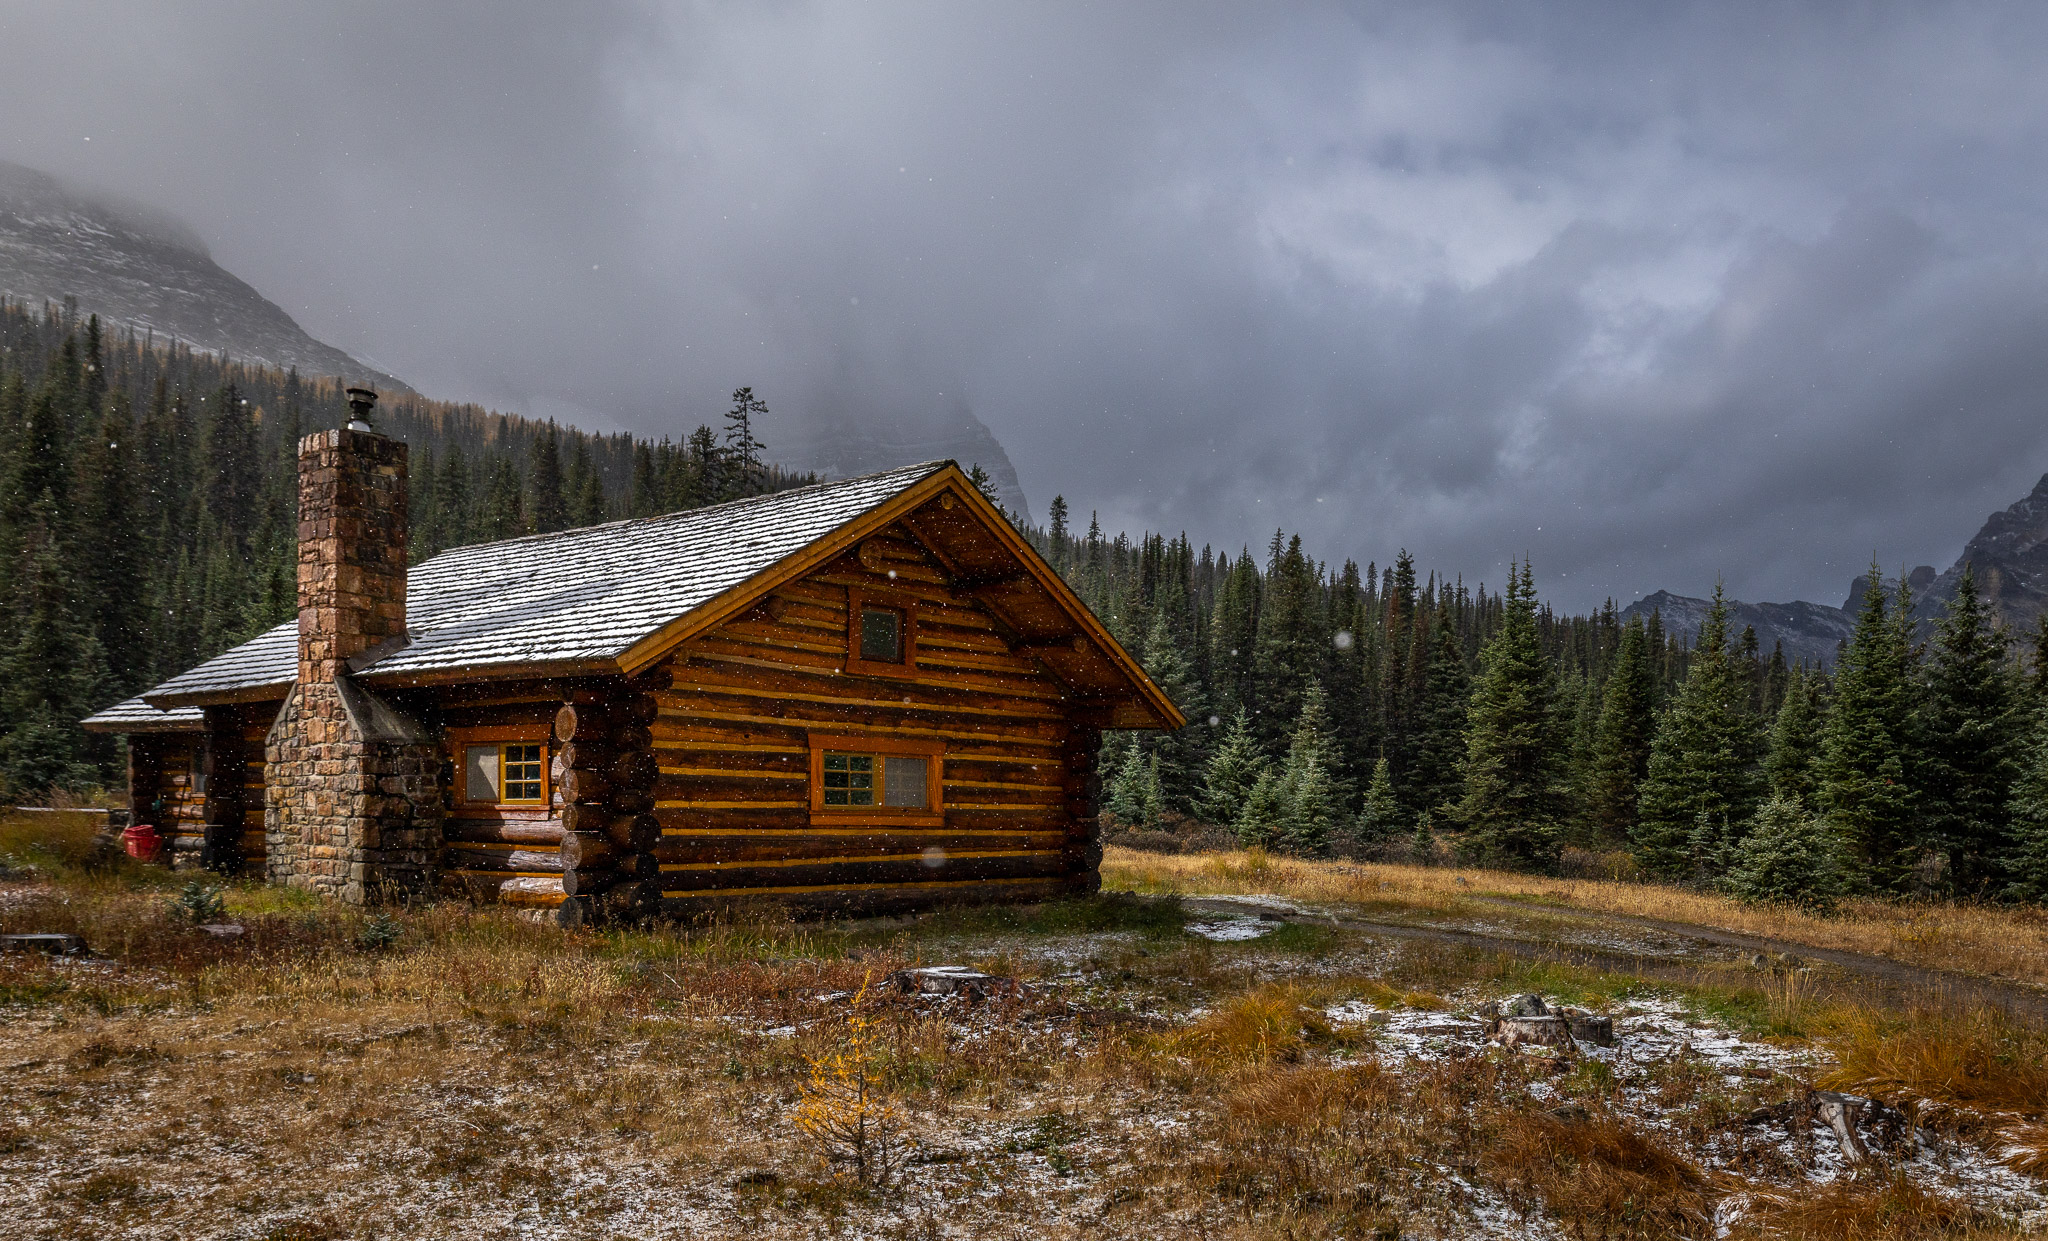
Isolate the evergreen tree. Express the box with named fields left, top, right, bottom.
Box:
left=1250, top=534, right=1321, bottom=749
left=2003, top=713, right=2048, bottom=903
left=529, top=423, right=568, bottom=533
left=1273, top=681, right=1342, bottom=856
left=1106, top=744, right=1161, bottom=828
left=1916, top=565, right=2021, bottom=895
left=1458, top=561, right=1567, bottom=870
left=1815, top=566, right=1920, bottom=893
left=1727, top=795, right=1845, bottom=914
left=1763, top=664, right=1824, bottom=802
left=1586, top=614, right=1656, bottom=847
left=1235, top=768, right=1287, bottom=848
left=1353, top=758, right=1404, bottom=844
left=1138, top=605, right=1204, bottom=813
left=1633, top=586, right=1766, bottom=877
left=0, top=495, right=105, bottom=795
left=1199, top=708, right=1268, bottom=827
left=1406, top=600, right=1471, bottom=816
left=721, top=386, right=768, bottom=500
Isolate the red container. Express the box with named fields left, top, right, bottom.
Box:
left=122, top=823, right=163, bottom=863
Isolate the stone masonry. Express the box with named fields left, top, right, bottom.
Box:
left=265, top=427, right=442, bottom=904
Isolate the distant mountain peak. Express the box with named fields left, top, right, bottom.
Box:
left=0, top=159, right=403, bottom=390
left=1621, top=590, right=1852, bottom=668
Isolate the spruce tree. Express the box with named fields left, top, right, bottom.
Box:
left=529, top=423, right=568, bottom=533
left=2003, top=713, right=2048, bottom=903
left=1272, top=681, right=1342, bottom=856
left=1106, top=744, right=1161, bottom=828
left=1916, top=565, right=2020, bottom=894
left=1458, top=561, right=1567, bottom=870
left=1353, top=758, right=1405, bottom=844
left=1586, top=614, right=1656, bottom=847
left=1633, top=586, right=1766, bottom=877
left=1763, top=664, right=1824, bottom=802
left=1138, top=608, right=1204, bottom=813
left=1727, top=795, right=1845, bottom=914
left=1815, top=566, right=1920, bottom=893
left=1235, top=768, right=1287, bottom=848
left=1200, top=708, right=1268, bottom=827
left=1406, top=600, right=1471, bottom=816
left=721, top=387, right=768, bottom=500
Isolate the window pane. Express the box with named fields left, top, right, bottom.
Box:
left=502, top=743, right=545, bottom=802
left=822, top=752, right=874, bottom=806
left=465, top=746, right=500, bottom=803
left=860, top=607, right=902, bottom=662
left=883, top=756, right=928, bottom=808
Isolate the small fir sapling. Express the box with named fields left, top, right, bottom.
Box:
left=1728, top=795, right=1845, bottom=914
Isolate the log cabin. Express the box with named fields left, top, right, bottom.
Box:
left=82, top=394, right=1181, bottom=925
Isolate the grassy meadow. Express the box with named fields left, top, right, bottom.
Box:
left=1, top=816, right=2045, bottom=1239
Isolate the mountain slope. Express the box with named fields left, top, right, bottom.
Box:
left=1621, top=590, right=1854, bottom=668
left=1912, top=471, right=2048, bottom=635
left=0, top=160, right=402, bottom=388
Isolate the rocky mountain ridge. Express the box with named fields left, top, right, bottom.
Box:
left=1630, top=471, right=2048, bottom=665
left=0, top=161, right=404, bottom=389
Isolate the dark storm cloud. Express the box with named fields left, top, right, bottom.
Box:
left=5, top=1, right=2048, bottom=609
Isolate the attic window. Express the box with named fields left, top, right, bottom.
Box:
left=860, top=607, right=903, bottom=662
left=844, top=585, right=918, bottom=677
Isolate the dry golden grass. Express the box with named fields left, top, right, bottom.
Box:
left=2, top=831, right=2044, bottom=1239
left=1105, top=845, right=2048, bottom=988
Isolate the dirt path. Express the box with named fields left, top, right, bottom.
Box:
left=1183, top=893, right=2048, bottom=1021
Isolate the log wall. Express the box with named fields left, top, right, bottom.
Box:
left=645, top=524, right=1098, bottom=916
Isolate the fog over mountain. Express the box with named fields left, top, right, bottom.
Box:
left=7, top=3, right=2048, bottom=603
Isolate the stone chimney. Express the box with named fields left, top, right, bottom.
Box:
left=265, top=386, right=441, bottom=905
left=297, top=387, right=407, bottom=682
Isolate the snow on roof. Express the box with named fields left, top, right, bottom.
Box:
left=81, top=694, right=205, bottom=732
left=140, top=461, right=950, bottom=709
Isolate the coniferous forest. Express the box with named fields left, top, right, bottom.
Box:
left=0, top=302, right=806, bottom=798
left=8, top=300, right=2048, bottom=906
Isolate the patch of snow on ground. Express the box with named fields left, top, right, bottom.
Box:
left=1186, top=916, right=1277, bottom=941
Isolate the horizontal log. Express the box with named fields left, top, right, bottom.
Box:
left=439, top=872, right=567, bottom=907
left=597, top=880, right=658, bottom=920
left=444, top=845, right=565, bottom=874
left=561, top=866, right=618, bottom=898
left=560, top=831, right=618, bottom=871
left=558, top=769, right=610, bottom=803
left=499, top=875, right=568, bottom=907
left=653, top=830, right=1067, bottom=866
left=610, top=750, right=657, bottom=788
left=556, top=895, right=591, bottom=929
left=560, top=807, right=661, bottom=850
left=654, top=700, right=1064, bottom=747
left=554, top=697, right=655, bottom=743
left=655, top=850, right=1066, bottom=895
left=672, top=661, right=1064, bottom=721
left=558, top=741, right=613, bottom=773
left=657, top=875, right=1082, bottom=917
left=444, top=819, right=567, bottom=846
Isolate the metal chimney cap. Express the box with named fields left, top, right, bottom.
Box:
left=344, top=386, right=377, bottom=433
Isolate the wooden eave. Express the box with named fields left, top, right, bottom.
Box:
left=144, top=682, right=294, bottom=711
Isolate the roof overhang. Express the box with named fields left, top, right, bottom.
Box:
left=144, top=681, right=294, bottom=710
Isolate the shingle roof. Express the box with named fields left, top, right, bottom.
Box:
left=141, top=461, right=949, bottom=708
left=81, top=694, right=205, bottom=732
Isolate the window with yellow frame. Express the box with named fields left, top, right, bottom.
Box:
left=460, top=740, right=549, bottom=806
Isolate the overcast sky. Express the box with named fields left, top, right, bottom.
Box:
left=5, top=1, right=2048, bottom=611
